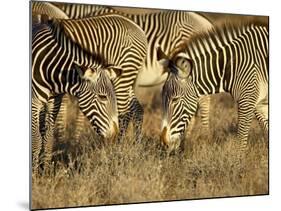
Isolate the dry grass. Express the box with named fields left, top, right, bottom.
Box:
left=31, top=91, right=268, bottom=210
left=31, top=9, right=268, bottom=210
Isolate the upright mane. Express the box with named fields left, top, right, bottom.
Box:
left=170, top=17, right=269, bottom=58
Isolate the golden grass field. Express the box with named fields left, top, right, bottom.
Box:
left=31, top=8, right=268, bottom=210
left=31, top=88, right=268, bottom=210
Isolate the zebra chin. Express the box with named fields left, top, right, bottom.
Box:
left=160, top=126, right=182, bottom=152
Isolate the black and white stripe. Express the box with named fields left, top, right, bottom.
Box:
left=32, top=22, right=120, bottom=172
left=32, top=2, right=212, bottom=137
left=32, top=14, right=147, bottom=172
left=35, top=3, right=213, bottom=86
left=58, top=14, right=147, bottom=141
left=159, top=20, right=268, bottom=153
left=53, top=2, right=109, bottom=19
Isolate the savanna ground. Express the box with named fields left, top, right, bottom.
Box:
left=31, top=9, right=268, bottom=210
left=32, top=86, right=268, bottom=210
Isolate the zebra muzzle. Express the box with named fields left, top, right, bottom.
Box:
left=160, top=126, right=169, bottom=148
left=107, top=121, right=119, bottom=143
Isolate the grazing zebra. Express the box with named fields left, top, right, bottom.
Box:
left=32, top=12, right=147, bottom=142
left=125, top=11, right=214, bottom=133
left=32, top=2, right=212, bottom=86
left=158, top=20, right=268, bottom=154
left=32, top=2, right=214, bottom=134
left=32, top=22, right=121, bottom=172
left=58, top=15, right=147, bottom=142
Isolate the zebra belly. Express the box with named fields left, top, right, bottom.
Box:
left=257, top=81, right=268, bottom=104
left=136, top=64, right=168, bottom=87
left=256, top=81, right=268, bottom=119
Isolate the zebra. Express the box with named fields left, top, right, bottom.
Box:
left=32, top=2, right=214, bottom=135
left=32, top=10, right=148, bottom=140
left=157, top=20, right=268, bottom=154
left=125, top=11, right=214, bottom=134
left=58, top=14, right=147, bottom=142
left=32, top=21, right=122, bottom=172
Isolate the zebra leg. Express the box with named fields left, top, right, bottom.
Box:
left=198, top=95, right=210, bottom=134
left=31, top=98, right=45, bottom=174
left=118, top=111, right=132, bottom=141
left=255, top=99, right=268, bottom=134
left=43, top=95, right=62, bottom=173
left=74, top=107, right=86, bottom=141
left=55, top=94, right=69, bottom=141
left=118, top=94, right=144, bottom=142
left=130, top=96, right=144, bottom=142
left=236, top=100, right=256, bottom=158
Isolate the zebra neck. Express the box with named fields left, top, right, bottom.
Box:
left=51, top=23, right=103, bottom=69
left=190, top=49, right=229, bottom=96
left=59, top=68, right=82, bottom=96
left=188, top=36, right=236, bottom=95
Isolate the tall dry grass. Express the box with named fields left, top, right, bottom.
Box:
left=31, top=91, right=268, bottom=210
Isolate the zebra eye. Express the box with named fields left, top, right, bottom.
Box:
left=98, top=94, right=107, bottom=101
left=181, top=116, right=188, bottom=122
left=172, top=96, right=180, bottom=103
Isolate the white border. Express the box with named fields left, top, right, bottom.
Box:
left=0, top=0, right=280, bottom=210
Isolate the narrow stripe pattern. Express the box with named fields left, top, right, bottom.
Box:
left=161, top=21, right=268, bottom=154
left=32, top=2, right=213, bottom=135
left=32, top=14, right=147, bottom=172
left=32, top=22, right=119, bottom=173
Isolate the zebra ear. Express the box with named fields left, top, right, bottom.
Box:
left=83, top=68, right=97, bottom=80
left=156, top=46, right=170, bottom=68
left=174, top=55, right=193, bottom=78
left=105, top=66, right=122, bottom=80
left=75, top=64, right=98, bottom=80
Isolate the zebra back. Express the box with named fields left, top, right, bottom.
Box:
left=59, top=14, right=147, bottom=77
left=57, top=14, right=147, bottom=112
left=171, top=19, right=268, bottom=95
left=32, top=1, right=69, bottom=19
left=53, top=2, right=111, bottom=19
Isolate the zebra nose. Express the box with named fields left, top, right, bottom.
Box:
left=160, top=126, right=169, bottom=147
left=108, top=121, right=119, bottom=142
left=112, top=121, right=119, bottom=138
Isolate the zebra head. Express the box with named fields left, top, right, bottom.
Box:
left=75, top=65, right=121, bottom=142
left=157, top=47, right=199, bottom=152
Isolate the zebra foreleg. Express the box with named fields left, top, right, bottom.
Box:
left=255, top=99, right=268, bottom=134
left=74, top=108, right=87, bottom=141
left=198, top=95, right=211, bottom=135
left=118, top=112, right=132, bottom=142
left=43, top=95, right=62, bottom=173
left=118, top=95, right=144, bottom=142
left=31, top=98, right=45, bottom=174
left=55, top=94, right=69, bottom=141
left=235, top=99, right=256, bottom=165
left=130, top=96, right=144, bottom=142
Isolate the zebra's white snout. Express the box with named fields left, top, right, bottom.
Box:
left=160, top=126, right=181, bottom=152
left=104, top=120, right=119, bottom=142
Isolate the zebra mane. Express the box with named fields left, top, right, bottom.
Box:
left=50, top=19, right=108, bottom=68
left=171, top=17, right=269, bottom=58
